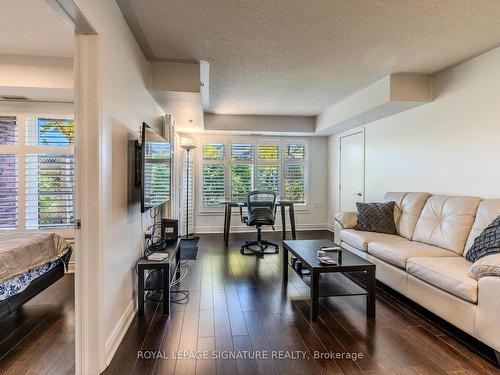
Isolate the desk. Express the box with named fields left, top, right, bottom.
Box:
left=137, top=239, right=181, bottom=316
left=220, top=198, right=304, bottom=245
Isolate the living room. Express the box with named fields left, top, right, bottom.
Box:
left=1, top=1, right=500, bottom=375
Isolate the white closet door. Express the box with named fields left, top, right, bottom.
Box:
left=340, top=131, right=365, bottom=212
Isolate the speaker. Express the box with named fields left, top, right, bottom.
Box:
left=161, top=219, right=178, bottom=242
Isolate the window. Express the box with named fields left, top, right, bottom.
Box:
left=231, top=143, right=253, bottom=161
left=200, top=138, right=308, bottom=210
left=202, top=143, right=224, bottom=160
left=0, top=154, right=17, bottom=228
left=0, top=114, right=75, bottom=230
left=256, top=144, right=280, bottom=192
left=230, top=143, right=254, bottom=200
left=0, top=116, right=17, bottom=144
left=284, top=143, right=306, bottom=201
left=202, top=143, right=225, bottom=208
left=231, top=164, right=254, bottom=200
left=202, top=164, right=225, bottom=207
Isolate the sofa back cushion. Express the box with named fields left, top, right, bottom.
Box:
left=384, top=192, right=431, bottom=240
left=412, top=195, right=481, bottom=254
left=464, top=199, right=500, bottom=256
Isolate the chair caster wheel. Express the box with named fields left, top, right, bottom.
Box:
left=240, top=248, right=244, bottom=254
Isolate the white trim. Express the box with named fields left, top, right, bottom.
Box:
left=67, top=261, right=75, bottom=273
left=326, top=222, right=334, bottom=232
left=104, top=299, right=136, bottom=366
left=0, top=101, right=73, bottom=114
left=194, top=222, right=329, bottom=234
left=74, top=33, right=103, bottom=375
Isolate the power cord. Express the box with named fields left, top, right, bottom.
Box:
left=144, top=260, right=190, bottom=304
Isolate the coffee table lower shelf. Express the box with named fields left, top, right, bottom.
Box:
left=298, top=272, right=369, bottom=298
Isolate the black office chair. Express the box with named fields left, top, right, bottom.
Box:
left=240, top=191, right=279, bottom=256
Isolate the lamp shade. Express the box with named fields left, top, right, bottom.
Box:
left=180, top=136, right=196, bottom=150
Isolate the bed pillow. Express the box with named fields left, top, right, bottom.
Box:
left=465, top=216, right=500, bottom=262
left=355, top=201, right=398, bottom=235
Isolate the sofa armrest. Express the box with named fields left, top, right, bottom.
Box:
left=468, top=253, right=500, bottom=280
left=476, top=276, right=500, bottom=352
left=334, top=211, right=358, bottom=229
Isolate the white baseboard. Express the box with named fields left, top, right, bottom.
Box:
left=67, top=261, right=75, bottom=274
left=104, top=300, right=136, bottom=366
left=194, top=223, right=329, bottom=234
left=326, top=223, right=334, bottom=232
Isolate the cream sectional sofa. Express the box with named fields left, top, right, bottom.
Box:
left=334, top=192, right=500, bottom=362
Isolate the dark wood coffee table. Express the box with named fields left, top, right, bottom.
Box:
left=282, top=239, right=376, bottom=321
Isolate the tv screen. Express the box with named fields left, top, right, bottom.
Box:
left=141, top=122, right=171, bottom=212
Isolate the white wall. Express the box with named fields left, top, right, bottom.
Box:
left=328, top=45, right=500, bottom=221
left=194, top=136, right=329, bottom=232
left=73, top=0, right=163, bottom=367
left=0, top=54, right=73, bottom=102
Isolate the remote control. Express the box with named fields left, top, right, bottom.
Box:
left=318, top=256, right=337, bottom=265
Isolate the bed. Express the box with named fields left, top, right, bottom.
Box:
left=0, top=232, right=72, bottom=318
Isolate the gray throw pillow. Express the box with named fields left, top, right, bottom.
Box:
left=355, top=201, right=397, bottom=235
left=465, top=216, right=500, bottom=262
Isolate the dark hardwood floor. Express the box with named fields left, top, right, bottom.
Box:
left=104, top=231, right=500, bottom=375
left=0, top=273, right=74, bottom=375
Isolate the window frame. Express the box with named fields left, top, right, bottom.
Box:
left=197, top=135, right=310, bottom=215
left=0, top=108, right=74, bottom=237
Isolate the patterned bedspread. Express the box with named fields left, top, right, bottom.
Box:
left=0, top=259, right=61, bottom=301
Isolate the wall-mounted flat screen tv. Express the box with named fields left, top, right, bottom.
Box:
left=141, top=122, right=171, bottom=212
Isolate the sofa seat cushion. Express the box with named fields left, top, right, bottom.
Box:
left=340, top=229, right=402, bottom=251
left=368, top=240, right=456, bottom=269
left=406, top=257, right=477, bottom=303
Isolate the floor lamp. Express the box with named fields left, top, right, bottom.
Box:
left=180, top=144, right=198, bottom=241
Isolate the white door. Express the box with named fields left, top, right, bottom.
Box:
left=340, top=131, right=365, bottom=212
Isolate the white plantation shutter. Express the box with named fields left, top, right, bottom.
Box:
left=231, top=143, right=254, bottom=200
left=26, top=154, right=74, bottom=228
left=231, top=143, right=253, bottom=160
left=0, top=114, right=75, bottom=231
left=182, top=149, right=195, bottom=235
left=26, top=117, right=74, bottom=146
left=284, top=143, right=307, bottom=201
left=202, top=143, right=224, bottom=160
left=231, top=164, right=254, bottom=200
left=202, top=164, right=225, bottom=208
left=198, top=138, right=309, bottom=212
left=284, top=164, right=305, bottom=200
left=256, top=143, right=280, bottom=193
left=256, top=165, right=279, bottom=192
left=201, top=143, right=225, bottom=208
left=0, top=154, right=18, bottom=228
left=0, top=116, right=17, bottom=145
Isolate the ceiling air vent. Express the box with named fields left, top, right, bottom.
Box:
left=1, top=95, right=29, bottom=101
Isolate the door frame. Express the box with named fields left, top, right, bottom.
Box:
left=338, top=128, right=366, bottom=212
left=46, top=1, right=102, bottom=374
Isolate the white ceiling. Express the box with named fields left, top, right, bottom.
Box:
left=123, top=0, right=500, bottom=116
left=0, top=0, right=73, bottom=58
